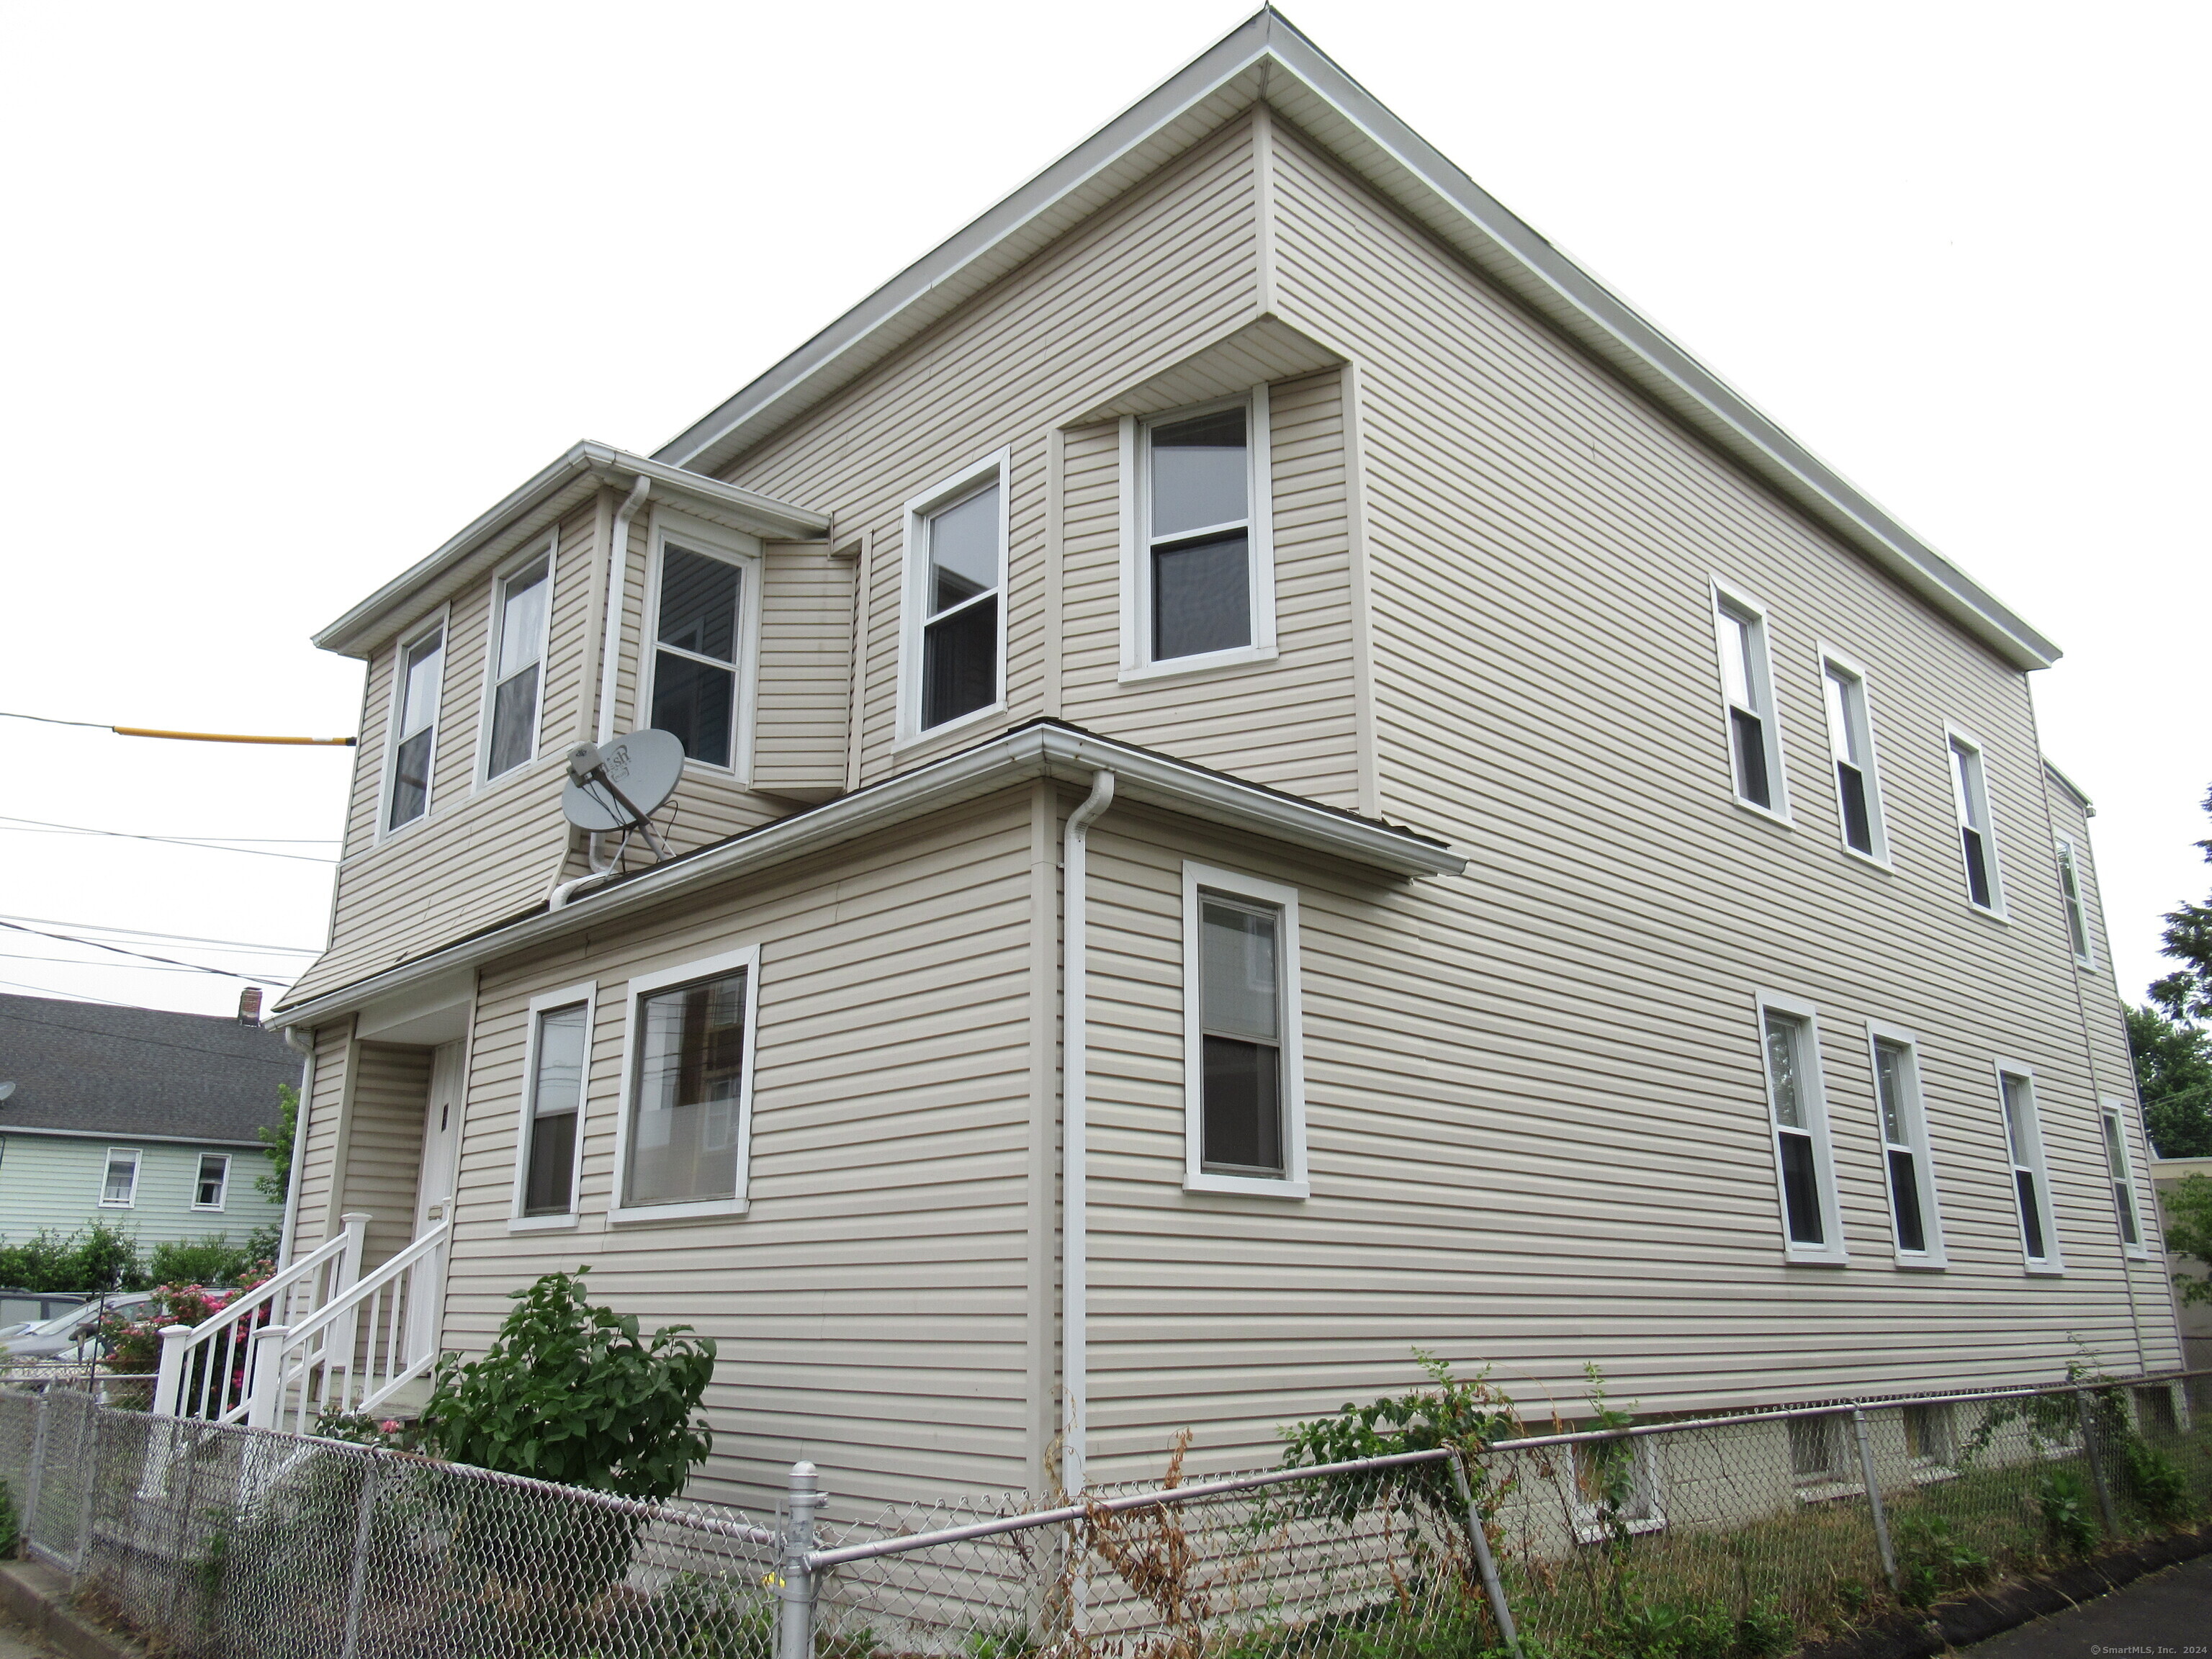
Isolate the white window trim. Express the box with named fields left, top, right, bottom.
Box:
left=1569, top=1437, right=1667, bottom=1543
left=1815, top=642, right=1891, bottom=867
left=1945, top=724, right=2008, bottom=920
left=377, top=603, right=451, bottom=842
left=1754, top=991, right=1845, bottom=1264
left=1710, top=580, right=1791, bottom=823
left=1182, top=860, right=1308, bottom=1198
left=99, top=1147, right=141, bottom=1209
left=1118, top=386, right=1278, bottom=682
left=508, top=980, right=599, bottom=1233
left=637, top=508, right=763, bottom=783
left=2100, top=1096, right=2149, bottom=1261
left=1995, top=1061, right=2063, bottom=1273
left=475, top=530, right=560, bottom=791
left=192, top=1152, right=232, bottom=1212
left=2054, top=835, right=2096, bottom=968
left=897, top=449, right=1012, bottom=747
left=1866, top=1022, right=1946, bottom=1268
left=608, top=943, right=760, bottom=1225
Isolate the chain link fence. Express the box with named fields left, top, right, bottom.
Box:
left=0, top=1372, right=2204, bottom=1659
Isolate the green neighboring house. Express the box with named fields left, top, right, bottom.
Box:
left=0, top=992, right=291, bottom=1251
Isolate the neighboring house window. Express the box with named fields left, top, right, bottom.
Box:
left=100, top=1148, right=140, bottom=1208
left=1948, top=732, right=2004, bottom=912
left=906, top=454, right=1007, bottom=734
left=1712, top=586, right=1786, bottom=814
left=1182, top=862, right=1308, bottom=1197
left=193, top=1154, right=230, bottom=1210
left=387, top=621, right=446, bottom=830
left=1128, top=390, right=1274, bottom=671
left=648, top=519, right=754, bottom=770
left=513, top=985, right=593, bottom=1224
left=1571, top=1436, right=1663, bottom=1540
left=1870, top=1028, right=1943, bottom=1264
left=1820, top=655, right=1886, bottom=859
left=613, top=945, right=758, bottom=1220
left=1997, top=1068, right=2060, bottom=1269
left=2054, top=837, right=2094, bottom=966
left=1756, top=996, right=1843, bottom=1260
left=2102, top=1104, right=2145, bottom=1257
left=485, top=549, right=553, bottom=780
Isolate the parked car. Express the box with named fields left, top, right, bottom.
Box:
left=0, top=1290, right=86, bottom=1336
left=0, top=1293, right=153, bottom=1362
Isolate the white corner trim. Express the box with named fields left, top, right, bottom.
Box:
left=606, top=943, right=760, bottom=1224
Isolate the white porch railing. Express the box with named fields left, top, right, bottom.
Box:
left=244, top=1218, right=451, bottom=1433
left=151, top=1213, right=368, bottom=1423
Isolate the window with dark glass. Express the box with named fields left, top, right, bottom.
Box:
left=487, top=557, right=550, bottom=779
left=2056, top=840, right=2093, bottom=964
left=1822, top=664, right=1881, bottom=857
left=626, top=970, right=747, bottom=1207
left=1761, top=1012, right=1827, bottom=1247
left=193, top=1154, right=230, bottom=1210
left=1146, top=407, right=1252, bottom=662
left=1950, top=739, right=2002, bottom=910
left=1198, top=895, right=1285, bottom=1177
left=1874, top=1040, right=1932, bottom=1255
left=920, top=482, right=1002, bottom=729
left=651, top=544, right=743, bottom=767
left=522, top=1003, right=588, bottom=1216
left=2103, top=1110, right=2141, bottom=1249
left=2000, top=1074, right=2052, bottom=1263
left=1715, top=599, right=1777, bottom=810
left=388, top=624, right=444, bottom=829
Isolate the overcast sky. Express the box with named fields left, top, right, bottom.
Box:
left=1, top=0, right=2205, bottom=1025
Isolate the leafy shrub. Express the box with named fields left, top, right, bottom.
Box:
left=1603, top=1595, right=1789, bottom=1659
left=0, top=1221, right=146, bottom=1293
left=2118, top=1437, right=2190, bottom=1526
left=2035, top=1470, right=2098, bottom=1555
left=147, top=1236, right=263, bottom=1287
left=1892, top=1513, right=1990, bottom=1609
left=0, top=1478, right=17, bottom=1558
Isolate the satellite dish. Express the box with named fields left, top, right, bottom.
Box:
left=562, top=729, right=685, bottom=833
left=0, top=1082, right=14, bottom=1103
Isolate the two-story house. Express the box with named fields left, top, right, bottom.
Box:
left=269, top=10, right=2175, bottom=1509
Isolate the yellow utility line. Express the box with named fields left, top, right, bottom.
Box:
left=113, top=727, right=356, bottom=746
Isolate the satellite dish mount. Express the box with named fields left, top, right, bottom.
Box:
left=562, top=731, right=685, bottom=866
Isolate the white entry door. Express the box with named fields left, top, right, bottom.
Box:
left=415, top=1041, right=465, bottom=1237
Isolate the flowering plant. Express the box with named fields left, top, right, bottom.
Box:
left=97, top=1275, right=269, bottom=1378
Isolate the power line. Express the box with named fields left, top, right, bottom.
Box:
left=0, top=952, right=296, bottom=981
left=0, top=1002, right=300, bottom=1060
left=0, top=710, right=354, bottom=746
left=0, top=817, right=336, bottom=864
left=0, top=979, right=137, bottom=1007
left=0, top=920, right=292, bottom=985
left=0, top=915, right=320, bottom=956
left=0, top=819, right=335, bottom=843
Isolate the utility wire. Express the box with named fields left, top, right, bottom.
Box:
left=0, top=914, right=320, bottom=956
left=0, top=952, right=296, bottom=981
left=0, top=710, right=354, bottom=746
left=0, top=817, right=336, bottom=864
left=0, top=1002, right=300, bottom=1059
left=0, top=979, right=136, bottom=1008
left=0, top=920, right=292, bottom=985
left=0, top=819, right=335, bottom=843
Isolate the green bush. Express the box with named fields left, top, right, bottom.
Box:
left=2035, top=1470, right=2098, bottom=1555
left=146, top=1236, right=259, bottom=1287
left=1892, top=1514, right=1991, bottom=1609
left=0, top=1222, right=146, bottom=1293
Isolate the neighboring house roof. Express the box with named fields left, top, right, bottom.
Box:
left=650, top=7, right=2057, bottom=672
left=0, top=994, right=297, bottom=1146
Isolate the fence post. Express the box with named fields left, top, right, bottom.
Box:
left=1848, top=1408, right=1900, bottom=1596
left=2074, top=1388, right=2121, bottom=1537
left=337, top=1457, right=385, bottom=1659
left=1448, top=1451, right=1521, bottom=1659
left=778, top=1460, right=824, bottom=1659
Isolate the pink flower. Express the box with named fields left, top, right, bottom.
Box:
left=378, top=1420, right=402, bottom=1435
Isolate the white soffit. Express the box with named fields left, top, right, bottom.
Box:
left=1064, top=313, right=1346, bottom=426
left=652, top=9, right=2057, bottom=670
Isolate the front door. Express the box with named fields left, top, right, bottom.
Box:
left=415, top=1040, right=464, bottom=1237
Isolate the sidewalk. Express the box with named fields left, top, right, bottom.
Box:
left=1966, top=1555, right=2212, bottom=1655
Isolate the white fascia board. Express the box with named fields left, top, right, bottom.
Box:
left=0, top=1125, right=266, bottom=1151
left=649, top=11, right=2056, bottom=671
left=313, top=442, right=829, bottom=659
left=269, top=721, right=1462, bottom=1027
left=2041, top=757, right=2095, bottom=814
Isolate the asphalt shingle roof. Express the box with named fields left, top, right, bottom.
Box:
left=0, top=994, right=297, bottom=1145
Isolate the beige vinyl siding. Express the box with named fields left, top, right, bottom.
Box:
left=715, top=115, right=1268, bottom=784
left=1058, top=369, right=1360, bottom=806
left=444, top=790, right=1041, bottom=1511
left=338, top=1043, right=432, bottom=1270
left=289, top=1019, right=354, bottom=1256
left=752, top=543, right=854, bottom=801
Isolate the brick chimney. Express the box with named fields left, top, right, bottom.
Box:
left=237, top=986, right=263, bottom=1025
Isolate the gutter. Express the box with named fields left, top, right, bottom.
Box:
left=1059, top=770, right=1115, bottom=1494
left=272, top=720, right=1462, bottom=1027
left=0, top=1125, right=268, bottom=1150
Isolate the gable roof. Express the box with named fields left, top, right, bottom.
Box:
left=653, top=8, right=2057, bottom=672
left=0, top=994, right=297, bottom=1146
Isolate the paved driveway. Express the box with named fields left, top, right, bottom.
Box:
left=1966, top=1556, right=2212, bottom=1655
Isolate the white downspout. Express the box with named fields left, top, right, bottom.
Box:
left=1061, top=769, right=1115, bottom=1495
left=276, top=1025, right=317, bottom=1269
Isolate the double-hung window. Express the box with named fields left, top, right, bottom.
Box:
left=1997, top=1067, right=2060, bottom=1270
left=1869, top=1027, right=1943, bottom=1264
left=648, top=518, right=755, bottom=770
left=1948, top=732, right=2004, bottom=913
left=1712, top=585, right=1786, bottom=814
left=387, top=621, right=445, bottom=830
left=2054, top=838, right=2094, bottom=966
left=513, top=984, right=593, bottom=1225
left=1183, top=863, right=1307, bottom=1197
left=100, top=1148, right=140, bottom=1208
left=1756, top=996, right=1843, bottom=1260
left=193, top=1154, right=230, bottom=1210
left=906, top=454, right=1007, bottom=735
left=613, top=945, right=758, bottom=1221
left=1820, top=654, right=1887, bottom=860
left=2101, top=1102, right=2146, bottom=1257
left=485, top=548, right=552, bottom=781
left=1128, top=391, right=1273, bottom=673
